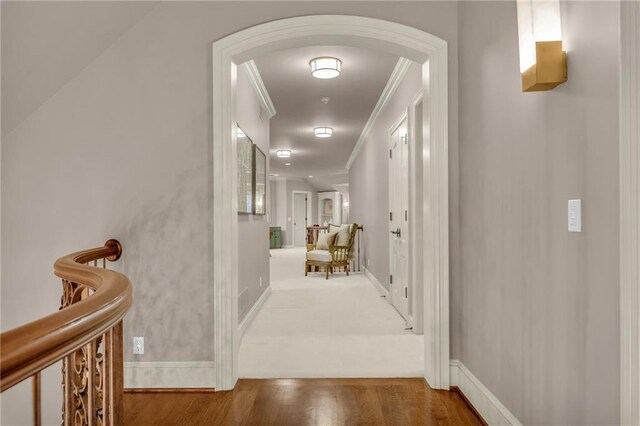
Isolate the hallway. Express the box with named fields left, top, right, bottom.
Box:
left=239, top=247, right=423, bottom=378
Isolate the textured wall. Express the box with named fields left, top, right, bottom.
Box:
left=348, top=62, right=421, bottom=290
left=236, top=67, right=270, bottom=322
left=457, top=1, right=620, bottom=424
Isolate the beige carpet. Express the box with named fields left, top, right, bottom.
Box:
left=239, top=247, right=424, bottom=378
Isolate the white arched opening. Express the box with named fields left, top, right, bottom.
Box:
left=211, top=15, right=450, bottom=391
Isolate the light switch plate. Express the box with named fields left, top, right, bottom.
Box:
left=568, top=199, right=582, bottom=232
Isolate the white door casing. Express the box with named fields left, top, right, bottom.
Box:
left=212, top=15, right=449, bottom=391
left=620, top=0, right=640, bottom=424
left=389, top=113, right=410, bottom=322
left=292, top=191, right=310, bottom=247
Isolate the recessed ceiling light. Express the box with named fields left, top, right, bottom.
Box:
left=276, top=150, right=291, bottom=158
left=285, top=162, right=291, bottom=166
left=310, top=57, right=341, bottom=79
left=314, top=127, right=333, bottom=138
left=308, top=176, right=314, bottom=178
left=320, top=97, right=331, bottom=104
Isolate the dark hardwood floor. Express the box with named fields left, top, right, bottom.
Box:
left=124, top=378, right=484, bottom=425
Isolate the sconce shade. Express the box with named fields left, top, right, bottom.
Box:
left=517, top=0, right=567, bottom=92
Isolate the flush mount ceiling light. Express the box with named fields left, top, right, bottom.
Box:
left=309, top=57, right=342, bottom=79
left=314, top=127, right=333, bottom=138
left=285, top=162, right=291, bottom=166
left=516, top=0, right=567, bottom=92
left=276, top=150, right=291, bottom=158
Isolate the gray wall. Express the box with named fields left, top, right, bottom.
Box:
left=269, top=177, right=318, bottom=246
left=236, top=67, right=270, bottom=322
left=457, top=1, right=619, bottom=424
left=349, top=62, right=422, bottom=289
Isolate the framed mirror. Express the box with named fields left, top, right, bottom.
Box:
left=237, top=125, right=253, bottom=214
left=253, top=145, right=266, bottom=215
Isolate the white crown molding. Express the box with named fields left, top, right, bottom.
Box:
left=450, top=360, right=522, bottom=426
left=364, top=267, right=390, bottom=300
left=346, top=57, right=413, bottom=170
left=620, top=0, right=640, bottom=424
left=239, top=286, right=271, bottom=341
left=124, top=362, right=215, bottom=389
left=242, top=60, right=277, bottom=119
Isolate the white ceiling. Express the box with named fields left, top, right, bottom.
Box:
left=253, top=45, right=398, bottom=185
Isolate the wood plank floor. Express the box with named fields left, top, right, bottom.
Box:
left=124, top=378, right=484, bottom=425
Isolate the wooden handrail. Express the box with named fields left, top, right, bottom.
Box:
left=0, top=239, right=132, bottom=397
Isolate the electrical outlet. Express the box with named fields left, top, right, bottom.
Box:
left=133, top=337, right=144, bottom=355
left=259, top=276, right=263, bottom=287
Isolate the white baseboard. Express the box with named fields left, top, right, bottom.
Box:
left=450, top=360, right=521, bottom=425
left=239, top=286, right=271, bottom=340
left=124, top=361, right=215, bottom=389
left=363, top=267, right=390, bottom=300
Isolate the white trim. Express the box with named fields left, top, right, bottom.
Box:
left=212, top=14, right=449, bottom=391
left=291, top=190, right=312, bottom=247
left=364, top=266, right=390, bottom=300
left=346, top=57, right=412, bottom=169
left=241, top=60, right=277, bottom=119
left=409, top=90, right=424, bottom=334
left=239, top=286, right=271, bottom=340
left=124, top=362, right=215, bottom=389
left=450, top=360, right=522, bottom=426
left=621, top=0, right=640, bottom=424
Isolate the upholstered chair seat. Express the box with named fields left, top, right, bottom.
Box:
left=305, top=250, right=333, bottom=262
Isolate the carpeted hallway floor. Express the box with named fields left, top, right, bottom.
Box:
left=239, top=247, right=424, bottom=378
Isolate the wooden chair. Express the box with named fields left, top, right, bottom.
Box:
left=305, top=224, right=359, bottom=279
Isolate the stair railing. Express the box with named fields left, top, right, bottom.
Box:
left=0, top=239, right=132, bottom=426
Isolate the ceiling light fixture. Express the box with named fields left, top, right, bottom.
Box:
left=285, top=162, right=291, bottom=166
left=309, top=57, right=342, bottom=79
left=276, top=150, right=291, bottom=158
left=314, top=127, right=333, bottom=138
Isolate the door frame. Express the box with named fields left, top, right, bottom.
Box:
left=291, top=190, right=312, bottom=247
left=410, top=91, right=425, bottom=334
left=620, top=0, right=640, bottom=423
left=388, top=111, right=411, bottom=323
left=212, top=15, right=449, bottom=391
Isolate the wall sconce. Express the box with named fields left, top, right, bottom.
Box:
left=516, top=0, right=567, bottom=92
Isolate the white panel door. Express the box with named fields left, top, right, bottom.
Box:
left=293, top=193, right=308, bottom=247
left=389, top=116, right=410, bottom=321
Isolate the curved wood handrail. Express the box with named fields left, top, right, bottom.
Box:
left=0, top=240, right=132, bottom=391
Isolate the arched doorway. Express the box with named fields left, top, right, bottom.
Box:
left=211, top=15, right=449, bottom=391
